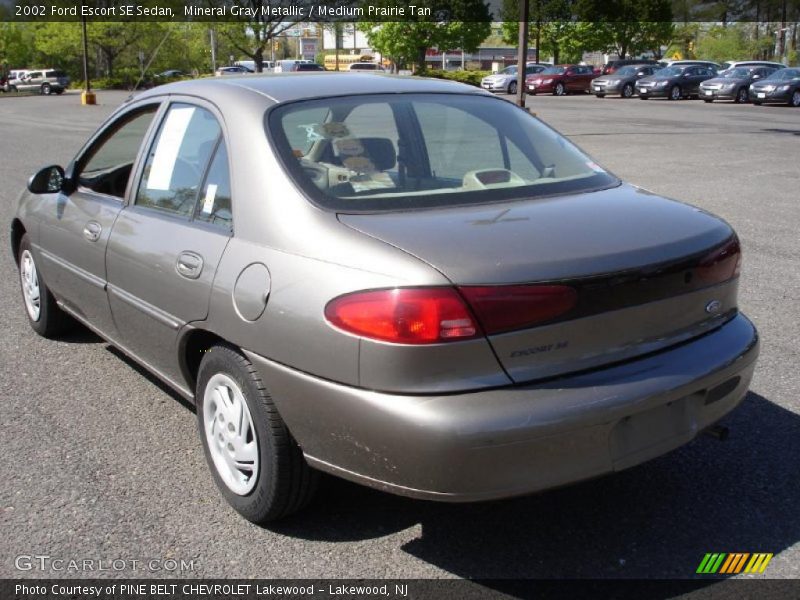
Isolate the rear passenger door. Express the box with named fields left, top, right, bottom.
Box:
left=106, top=100, right=233, bottom=384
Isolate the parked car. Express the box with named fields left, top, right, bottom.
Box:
left=155, top=69, right=186, bottom=78
left=481, top=64, right=548, bottom=94
left=592, top=64, right=662, bottom=98
left=4, top=69, right=29, bottom=92
left=274, top=59, right=313, bottom=73
left=349, top=62, right=384, bottom=72
left=700, top=66, right=778, bottom=103
left=12, top=74, right=758, bottom=523
left=601, top=58, right=659, bottom=75
left=636, top=64, right=717, bottom=100
left=15, top=69, right=70, bottom=95
left=215, top=66, right=250, bottom=76
left=719, top=60, right=785, bottom=72
left=526, top=64, right=596, bottom=95
left=749, top=67, right=800, bottom=106
left=660, top=60, right=721, bottom=71
left=290, top=63, right=325, bottom=72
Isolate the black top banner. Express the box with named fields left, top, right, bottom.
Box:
left=3, top=0, right=800, bottom=22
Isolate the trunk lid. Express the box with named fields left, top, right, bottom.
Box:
left=339, top=185, right=739, bottom=383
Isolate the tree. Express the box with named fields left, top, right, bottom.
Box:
left=501, top=0, right=585, bottom=64
left=359, top=0, right=491, bottom=73
left=576, top=0, right=674, bottom=59
left=210, top=0, right=304, bottom=72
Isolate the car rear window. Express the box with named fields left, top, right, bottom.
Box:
left=46, top=70, right=66, bottom=77
left=267, top=93, right=618, bottom=212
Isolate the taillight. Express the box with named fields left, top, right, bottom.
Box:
left=324, top=288, right=479, bottom=344
left=458, top=285, right=577, bottom=335
left=696, top=237, right=741, bottom=284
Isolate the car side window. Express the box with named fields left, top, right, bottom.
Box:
left=194, top=140, right=232, bottom=231
left=78, top=106, right=158, bottom=199
left=136, top=103, right=221, bottom=218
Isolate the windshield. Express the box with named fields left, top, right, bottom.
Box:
left=541, top=66, right=566, bottom=75
left=615, top=66, right=638, bottom=76
left=268, top=93, right=618, bottom=212
left=768, top=68, right=800, bottom=80
left=658, top=66, right=685, bottom=77
left=720, top=62, right=733, bottom=70
left=500, top=66, right=517, bottom=75
left=723, top=68, right=752, bottom=78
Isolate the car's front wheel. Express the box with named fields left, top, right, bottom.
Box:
left=554, top=82, right=566, bottom=96
left=41, top=83, right=51, bottom=95
left=669, top=85, right=681, bottom=101
left=622, top=83, right=634, bottom=98
left=196, top=344, right=318, bottom=523
left=736, top=87, right=749, bottom=103
left=595, top=93, right=605, bottom=98
left=790, top=90, right=800, bottom=107
left=508, top=80, right=517, bottom=95
left=17, top=234, right=72, bottom=337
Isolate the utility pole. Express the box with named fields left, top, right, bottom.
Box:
left=516, top=0, right=530, bottom=107
left=80, top=5, right=95, bottom=105
left=209, top=28, right=217, bottom=73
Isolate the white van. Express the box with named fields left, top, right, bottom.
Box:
left=274, top=60, right=311, bottom=73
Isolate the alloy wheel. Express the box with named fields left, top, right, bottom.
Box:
left=792, top=90, right=800, bottom=107
left=19, top=250, right=41, bottom=322
left=203, top=373, right=259, bottom=495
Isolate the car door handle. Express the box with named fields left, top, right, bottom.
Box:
left=83, top=221, right=102, bottom=242
left=176, top=251, right=204, bottom=279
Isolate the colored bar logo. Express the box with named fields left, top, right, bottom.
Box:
left=696, top=553, right=773, bottom=574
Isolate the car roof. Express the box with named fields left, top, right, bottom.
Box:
left=134, top=73, right=488, bottom=105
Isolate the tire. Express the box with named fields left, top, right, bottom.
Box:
left=639, top=96, right=649, bottom=100
left=595, top=93, right=605, bottom=98
left=41, top=83, right=51, bottom=95
left=55, top=88, right=64, bottom=95
left=9, top=85, right=17, bottom=93
left=554, top=82, right=566, bottom=96
left=508, top=81, right=517, bottom=95
left=753, top=101, right=762, bottom=105
left=669, top=85, right=681, bottom=101
left=736, top=87, right=749, bottom=104
left=196, top=344, right=318, bottom=523
left=703, top=99, right=713, bottom=103
left=17, top=234, right=72, bottom=338
left=622, top=83, right=634, bottom=98
left=790, top=90, right=800, bottom=107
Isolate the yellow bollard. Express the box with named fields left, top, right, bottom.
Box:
left=81, top=90, right=96, bottom=105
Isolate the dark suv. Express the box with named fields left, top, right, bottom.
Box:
left=602, top=59, right=658, bottom=75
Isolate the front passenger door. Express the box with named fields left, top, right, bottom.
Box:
left=106, top=102, right=233, bottom=384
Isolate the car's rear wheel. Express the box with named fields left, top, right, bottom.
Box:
left=669, top=85, right=681, bottom=101
left=790, top=90, right=800, bottom=107
left=736, top=87, right=749, bottom=103
left=41, top=83, right=51, bottom=95
left=622, top=83, right=634, bottom=98
left=554, top=82, right=566, bottom=96
left=196, top=344, right=318, bottom=523
left=17, top=234, right=72, bottom=338
left=508, top=81, right=517, bottom=95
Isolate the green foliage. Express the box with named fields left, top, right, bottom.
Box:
left=424, top=69, right=492, bottom=86
left=695, top=25, right=756, bottom=63
left=575, top=0, right=674, bottom=58
left=500, top=0, right=589, bottom=63
left=359, top=0, right=491, bottom=73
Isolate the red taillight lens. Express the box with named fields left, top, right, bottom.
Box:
left=325, top=288, right=479, bottom=344
left=697, top=237, right=741, bottom=284
left=458, top=285, right=578, bottom=335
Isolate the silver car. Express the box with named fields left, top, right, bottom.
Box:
left=15, top=69, right=70, bottom=95
left=12, top=74, right=759, bottom=523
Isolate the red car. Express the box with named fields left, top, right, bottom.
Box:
left=526, top=64, right=597, bottom=96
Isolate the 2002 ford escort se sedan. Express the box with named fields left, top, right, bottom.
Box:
left=11, top=74, right=759, bottom=523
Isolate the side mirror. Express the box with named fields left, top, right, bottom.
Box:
left=27, top=165, right=65, bottom=194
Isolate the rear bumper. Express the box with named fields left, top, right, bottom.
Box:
left=246, top=313, right=759, bottom=502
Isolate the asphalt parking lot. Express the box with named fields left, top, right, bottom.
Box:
left=1, top=88, right=799, bottom=584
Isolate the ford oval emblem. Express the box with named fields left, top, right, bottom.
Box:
left=705, top=300, right=723, bottom=314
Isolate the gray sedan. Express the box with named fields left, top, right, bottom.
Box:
left=11, top=74, right=759, bottom=523
left=700, top=66, right=778, bottom=103
left=591, top=64, right=662, bottom=98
